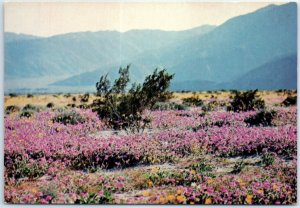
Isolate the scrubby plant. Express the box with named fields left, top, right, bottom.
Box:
left=52, top=111, right=86, bottom=125
left=64, top=93, right=71, bottom=98
left=20, top=110, right=34, bottom=118
left=74, top=191, right=113, bottom=204
left=202, top=101, right=219, bottom=112
left=46, top=102, right=54, bottom=108
left=72, top=96, right=77, bottom=102
left=244, top=110, right=276, bottom=127
left=227, top=90, right=265, bottom=112
left=153, top=102, right=187, bottom=111
left=187, top=160, right=213, bottom=174
left=9, top=93, right=17, bottom=97
left=23, top=104, right=41, bottom=112
left=182, top=96, right=203, bottom=107
left=5, top=105, right=20, bottom=114
left=80, top=93, right=90, bottom=103
left=261, top=152, right=276, bottom=166
left=27, top=94, right=34, bottom=98
left=232, top=160, right=246, bottom=174
left=92, top=65, right=174, bottom=132
left=281, top=95, right=297, bottom=106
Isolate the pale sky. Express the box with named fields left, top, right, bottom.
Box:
left=4, top=2, right=285, bottom=37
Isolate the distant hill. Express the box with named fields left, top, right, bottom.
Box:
left=219, top=54, right=297, bottom=90
left=5, top=3, right=297, bottom=92
left=164, top=2, right=297, bottom=83
left=5, top=25, right=215, bottom=79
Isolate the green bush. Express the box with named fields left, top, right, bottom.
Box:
left=75, top=192, right=113, bottom=204
left=244, top=110, right=276, bottom=127
left=153, top=102, right=187, bottom=111
left=227, top=90, right=265, bottom=112
left=5, top=158, right=46, bottom=179
left=52, top=111, right=86, bottom=125
left=261, top=152, right=276, bottom=166
left=232, top=160, right=246, bottom=174
left=93, top=65, right=174, bottom=132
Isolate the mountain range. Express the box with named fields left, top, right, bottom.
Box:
left=4, top=2, right=297, bottom=93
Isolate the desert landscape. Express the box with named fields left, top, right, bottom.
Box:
left=4, top=89, right=297, bottom=204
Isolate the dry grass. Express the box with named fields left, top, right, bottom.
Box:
left=4, top=91, right=296, bottom=109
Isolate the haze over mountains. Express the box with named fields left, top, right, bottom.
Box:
left=4, top=2, right=297, bottom=93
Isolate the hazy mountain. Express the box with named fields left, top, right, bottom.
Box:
left=4, top=32, right=40, bottom=43
left=218, top=54, right=297, bottom=90
left=5, top=25, right=215, bottom=79
left=164, top=2, right=297, bottom=83
left=5, top=3, right=297, bottom=92
left=52, top=3, right=297, bottom=91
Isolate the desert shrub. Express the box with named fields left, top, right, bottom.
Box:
left=281, top=95, right=297, bottom=106
left=5, top=105, right=20, bottom=114
left=153, top=102, right=187, bottom=111
left=64, top=93, right=71, bottom=98
left=182, top=96, right=203, bottom=107
left=67, top=104, right=76, bottom=108
left=227, top=90, right=265, bottom=112
left=78, top=104, right=89, bottom=109
left=9, top=93, right=17, bottom=97
left=187, top=160, right=213, bottom=174
left=261, top=152, right=276, bottom=166
left=74, top=191, right=113, bottom=204
left=244, top=110, right=276, bottom=127
left=92, top=65, right=174, bottom=132
left=232, top=160, right=246, bottom=174
left=23, top=104, right=41, bottom=112
left=20, top=110, right=34, bottom=118
left=72, top=96, right=77, bottom=102
left=202, top=101, right=219, bottom=112
left=46, top=102, right=54, bottom=108
left=27, top=94, right=34, bottom=98
left=80, top=93, right=90, bottom=103
left=5, top=157, right=46, bottom=179
left=52, top=111, right=86, bottom=125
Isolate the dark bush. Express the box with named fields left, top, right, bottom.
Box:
left=67, top=103, right=76, bottom=108
left=46, top=102, right=54, bottom=108
left=281, top=95, right=297, bottom=106
left=64, top=93, right=71, bottom=98
left=9, top=93, right=17, bottom=97
left=244, top=110, right=276, bottom=127
left=261, top=152, right=276, bottom=166
left=72, top=96, right=77, bottom=102
left=5, top=105, right=20, bottom=114
left=52, top=111, right=86, bottom=125
left=227, top=90, right=265, bottom=112
left=23, top=104, right=40, bottom=111
left=232, top=160, right=246, bottom=174
left=27, top=94, right=34, bottom=98
left=182, top=96, right=203, bottom=107
left=20, top=110, right=34, bottom=118
left=80, top=93, right=90, bottom=103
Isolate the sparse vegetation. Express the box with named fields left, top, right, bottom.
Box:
left=92, top=65, right=174, bottom=131
left=227, top=89, right=265, bottom=112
